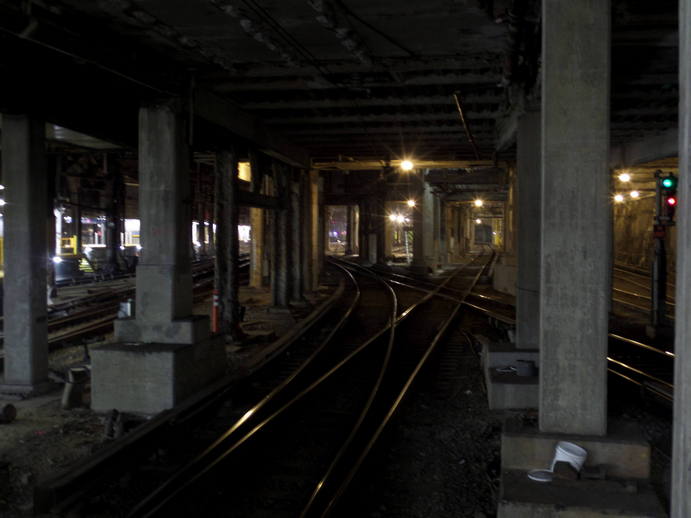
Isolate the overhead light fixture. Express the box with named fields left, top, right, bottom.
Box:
left=614, top=194, right=624, bottom=203
left=406, top=199, right=416, bottom=208
left=388, top=213, right=398, bottom=222
left=474, top=199, right=483, bottom=208
left=475, top=218, right=482, bottom=224
left=0, top=199, right=6, bottom=207
left=630, top=190, right=640, bottom=199
left=400, top=160, right=414, bottom=172
left=618, top=172, right=631, bottom=182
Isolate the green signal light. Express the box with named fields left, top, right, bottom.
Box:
left=662, top=176, right=677, bottom=189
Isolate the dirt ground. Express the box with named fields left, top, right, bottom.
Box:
left=0, top=396, right=104, bottom=516
left=351, top=314, right=504, bottom=518
left=0, top=284, right=317, bottom=517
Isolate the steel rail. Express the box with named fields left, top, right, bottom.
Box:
left=456, top=298, right=676, bottom=402
left=613, top=265, right=676, bottom=290
left=35, top=266, right=344, bottom=516
left=612, top=286, right=676, bottom=308
left=132, top=255, right=483, bottom=517
left=306, top=253, right=489, bottom=517
left=606, top=357, right=673, bottom=390
left=362, top=267, right=517, bottom=325
left=129, top=262, right=367, bottom=517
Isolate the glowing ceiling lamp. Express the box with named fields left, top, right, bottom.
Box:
left=400, top=160, right=414, bottom=172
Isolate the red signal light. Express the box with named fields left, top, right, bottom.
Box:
left=666, top=196, right=677, bottom=207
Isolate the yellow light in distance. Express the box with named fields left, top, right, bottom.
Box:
left=474, top=199, right=483, bottom=207
left=618, top=172, right=631, bottom=182
left=630, top=190, right=640, bottom=199
left=475, top=218, right=482, bottom=224
left=406, top=199, right=416, bottom=208
left=400, top=160, right=414, bottom=172
left=238, top=161, right=252, bottom=182
left=388, top=213, right=398, bottom=222
left=614, top=194, right=624, bottom=203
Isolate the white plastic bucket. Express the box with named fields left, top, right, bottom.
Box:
left=550, top=441, right=588, bottom=472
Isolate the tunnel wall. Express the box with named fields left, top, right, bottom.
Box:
left=612, top=196, right=676, bottom=274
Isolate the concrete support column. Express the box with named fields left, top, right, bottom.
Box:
left=358, top=201, right=370, bottom=264
left=194, top=165, right=206, bottom=258
left=114, top=100, right=207, bottom=344
left=250, top=208, right=264, bottom=288
left=412, top=172, right=425, bottom=268
left=438, top=200, right=447, bottom=266
left=384, top=202, right=393, bottom=259
left=432, top=196, right=442, bottom=269
left=422, top=176, right=436, bottom=268
left=74, top=194, right=83, bottom=253
left=272, top=164, right=290, bottom=307
left=290, top=172, right=303, bottom=302
left=262, top=174, right=275, bottom=287
left=345, top=205, right=354, bottom=255
left=0, top=115, right=49, bottom=392
left=106, top=162, right=123, bottom=272
left=374, top=194, right=386, bottom=264
left=215, top=149, right=241, bottom=338
left=309, top=170, right=321, bottom=289
left=516, top=111, right=542, bottom=351
left=353, top=205, right=360, bottom=254
left=300, top=173, right=313, bottom=293
left=539, top=0, right=610, bottom=436
left=249, top=153, right=264, bottom=288
left=673, top=1, right=691, bottom=515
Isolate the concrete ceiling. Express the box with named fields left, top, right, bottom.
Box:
left=0, top=0, right=680, bottom=165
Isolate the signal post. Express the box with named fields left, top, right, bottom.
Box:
left=649, top=170, right=677, bottom=336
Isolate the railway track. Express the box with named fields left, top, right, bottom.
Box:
left=360, top=266, right=675, bottom=406
left=126, top=255, right=488, bottom=517
left=611, top=265, right=675, bottom=317
left=35, top=254, right=490, bottom=517
left=443, top=290, right=677, bottom=406
left=0, top=258, right=244, bottom=371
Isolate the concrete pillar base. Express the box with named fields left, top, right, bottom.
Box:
left=502, top=420, right=652, bottom=479
left=0, top=380, right=57, bottom=398
left=91, top=335, right=226, bottom=414
left=114, top=315, right=210, bottom=345
left=498, top=419, right=664, bottom=517
left=481, top=339, right=538, bottom=410
left=498, top=470, right=665, bottom=518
